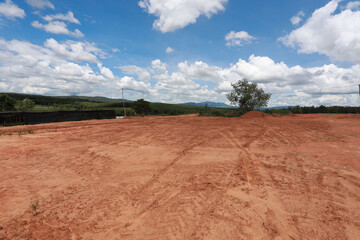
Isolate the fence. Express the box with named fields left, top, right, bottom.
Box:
left=0, top=110, right=116, bottom=126
left=0, top=111, right=24, bottom=126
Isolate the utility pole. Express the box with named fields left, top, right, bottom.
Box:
left=122, top=88, right=127, bottom=118
left=358, top=84, right=360, bottom=95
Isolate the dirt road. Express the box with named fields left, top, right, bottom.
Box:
left=0, top=113, right=359, bottom=239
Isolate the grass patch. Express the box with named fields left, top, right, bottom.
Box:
left=30, top=200, right=39, bottom=216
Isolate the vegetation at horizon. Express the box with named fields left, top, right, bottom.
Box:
left=1, top=92, right=359, bottom=119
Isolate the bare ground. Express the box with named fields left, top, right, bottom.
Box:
left=0, top=113, right=359, bottom=239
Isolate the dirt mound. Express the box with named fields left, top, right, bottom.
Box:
left=240, top=110, right=272, bottom=119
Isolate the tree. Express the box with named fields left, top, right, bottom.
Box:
left=132, top=99, right=151, bottom=115
left=290, top=105, right=302, bottom=114
left=73, top=102, right=86, bottom=111
left=227, top=79, right=271, bottom=113
left=16, top=98, right=35, bottom=111
left=204, top=102, right=209, bottom=109
left=0, top=94, right=17, bottom=111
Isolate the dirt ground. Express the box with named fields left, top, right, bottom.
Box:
left=0, top=112, right=359, bottom=240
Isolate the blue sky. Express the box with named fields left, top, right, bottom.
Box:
left=0, top=0, right=359, bottom=106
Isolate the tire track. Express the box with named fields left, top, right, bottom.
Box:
left=218, top=123, right=268, bottom=185
left=133, top=135, right=212, bottom=198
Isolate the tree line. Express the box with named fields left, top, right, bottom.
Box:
left=2, top=88, right=359, bottom=115
left=288, top=105, right=360, bottom=114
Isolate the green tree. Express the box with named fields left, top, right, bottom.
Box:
left=204, top=102, right=209, bottom=109
left=73, top=102, right=86, bottom=111
left=227, top=79, right=271, bottom=113
left=0, top=94, right=17, bottom=111
left=132, top=99, right=151, bottom=115
left=290, top=105, right=302, bottom=114
left=16, top=98, right=35, bottom=111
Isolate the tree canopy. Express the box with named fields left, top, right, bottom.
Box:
left=16, top=98, right=35, bottom=111
left=0, top=94, right=17, bottom=111
left=132, top=99, right=151, bottom=115
left=227, top=79, right=271, bottom=113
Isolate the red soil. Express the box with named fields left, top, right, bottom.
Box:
left=0, top=114, right=359, bottom=239
left=240, top=110, right=272, bottom=119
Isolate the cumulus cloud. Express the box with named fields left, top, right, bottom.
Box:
left=97, top=63, right=115, bottom=79
left=115, top=56, right=359, bottom=106
left=44, top=38, right=104, bottom=63
left=280, top=0, right=360, bottom=64
left=43, top=11, right=80, bottom=24
left=164, top=55, right=359, bottom=106
left=345, top=1, right=360, bottom=10
left=225, top=31, right=255, bottom=47
left=25, top=0, right=54, bottom=9
left=0, top=38, right=118, bottom=96
left=290, top=11, right=305, bottom=25
left=165, top=47, right=175, bottom=53
left=151, top=59, right=168, bottom=74
left=152, top=67, right=217, bottom=103
left=0, top=0, right=25, bottom=19
left=116, top=65, right=152, bottom=82
left=32, top=21, right=84, bottom=38
left=0, top=37, right=358, bottom=106
left=138, top=0, right=228, bottom=33
left=178, top=61, right=222, bottom=82
left=116, top=76, right=150, bottom=92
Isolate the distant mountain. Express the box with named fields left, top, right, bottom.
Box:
left=181, top=102, right=236, bottom=108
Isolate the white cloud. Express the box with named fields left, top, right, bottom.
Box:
left=0, top=38, right=118, bottom=96
left=290, top=11, right=305, bottom=25
left=152, top=66, right=217, bottom=103
left=138, top=0, right=228, bottom=33
left=43, top=11, right=80, bottom=24
left=178, top=61, right=222, bottom=82
left=116, top=76, right=150, bottom=92
left=280, top=0, right=360, bottom=64
left=225, top=31, right=255, bottom=47
left=0, top=37, right=358, bottom=106
left=346, top=1, right=360, bottom=10
left=166, top=46, right=175, bottom=53
left=115, top=56, right=360, bottom=106
left=116, top=65, right=152, bottom=82
left=112, top=48, right=120, bottom=53
left=168, top=55, right=360, bottom=106
left=44, top=38, right=104, bottom=63
left=97, top=63, right=115, bottom=79
left=151, top=59, right=168, bottom=74
left=25, top=0, right=54, bottom=9
left=0, top=0, right=25, bottom=19
left=32, top=21, right=84, bottom=38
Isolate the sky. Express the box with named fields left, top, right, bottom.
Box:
left=0, top=0, right=359, bottom=106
